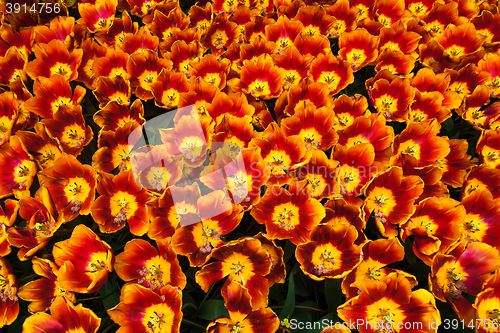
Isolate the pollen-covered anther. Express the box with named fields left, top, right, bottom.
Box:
left=277, top=208, right=295, bottom=230
left=113, top=209, right=127, bottom=226
left=313, top=264, right=331, bottom=276
left=446, top=267, right=465, bottom=299
left=88, top=259, right=109, bottom=273
left=199, top=241, right=212, bottom=254
left=147, top=311, right=165, bottom=331
left=374, top=211, right=387, bottom=224
left=71, top=200, right=82, bottom=214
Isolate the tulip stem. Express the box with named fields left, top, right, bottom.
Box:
left=182, top=319, right=206, bottom=329
left=20, top=274, right=39, bottom=283
left=271, top=305, right=326, bottom=312
left=77, top=295, right=102, bottom=301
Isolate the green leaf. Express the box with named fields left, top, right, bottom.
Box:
left=404, top=238, right=416, bottom=265
left=306, top=312, right=338, bottom=333
left=99, top=279, right=121, bottom=310
left=324, top=279, right=343, bottom=314
left=8, top=314, right=28, bottom=333
left=442, top=117, right=454, bottom=135
left=280, top=271, right=295, bottom=319
left=197, top=300, right=229, bottom=321
left=283, top=240, right=296, bottom=264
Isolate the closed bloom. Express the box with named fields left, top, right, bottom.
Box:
left=53, top=224, right=114, bottom=294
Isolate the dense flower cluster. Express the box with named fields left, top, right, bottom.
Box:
left=0, top=0, right=499, bottom=332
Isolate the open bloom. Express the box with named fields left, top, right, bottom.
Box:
left=78, top=0, right=118, bottom=33
left=114, top=239, right=186, bottom=292
left=337, top=112, right=394, bottom=169
left=401, top=197, right=464, bottom=265
left=207, top=281, right=280, bottom=333
left=296, top=223, right=361, bottom=281
left=195, top=237, right=272, bottom=310
left=7, top=187, right=63, bottom=261
left=333, top=143, right=376, bottom=206
left=474, top=270, right=500, bottom=333
left=16, top=123, right=63, bottom=170
left=477, top=130, right=500, bottom=169
left=93, top=75, right=132, bottom=107
left=229, top=54, right=285, bottom=100
left=0, top=136, right=37, bottom=199
left=249, top=122, right=309, bottom=185
left=160, top=114, right=211, bottom=168
left=430, top=242, right=500, bottom=322
left=392, top=119, right=451, bottom=167
left=91, top=171, right=152, bottom=236
left=0, top=199, right=17, bottom=257
left=338, top=272, right=441, bottom=333
left=369, top=77, right=414, bottom=122
left=24, top=74, right=86, bottom=119
left=292, top=150, right=339, bottom=200
left=22, top=297, right=100, bottom=333
left=38, top=154, right=96, bottom=222
left=460, top=189, right=500, bottom=249
left=362, top=167, right=424, bottom=237
left=93, top=99, right=145, bottom=132
left=0, top=258, right=19, bottom=328
left=200, top=145, right=269, bottom=210
left=342, top=238, right=417, bottom=300
left=147, top=183, right=201, bottom=240
left=93, top=121, right=143, bottom=173
left=53, top=224, right=114, bottom=294
left=251, top=183, right=325, bottom=245
left=281, top=101, right=338, bottom=151
left=434, top=23, right=486, bottom=63
left=462, top=165, right=500, bottom=200
left=25, top=39, right=83, bottom=82
left=309, top=53, right=354, bottom=95
left=108, top=283, right=182, bottom=333
left=339, top=28, right=378, bottom=71
left=202, top=12, right=238, bottom=56
left=17, top=256, right=75, bottom=313
left=172, top=188, right=244, bottom=264
left=42, top=105, right=93, bottom=156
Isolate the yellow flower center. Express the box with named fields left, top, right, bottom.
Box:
left=273, top=203, right=300, bottom=231
left=51, top=63, right=71, bottom=77
left=97, top=18, right=108, bottom=28
left=447, top=45, right=464, bottom=57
